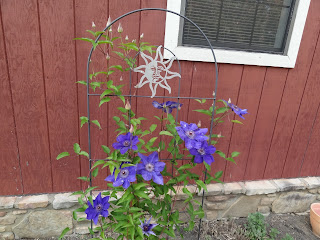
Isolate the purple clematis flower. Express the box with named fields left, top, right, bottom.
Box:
left=137, top=152, right=165, bottom=185
left=112, top=132, right=139, bottom=154
left=152, top=101, right=182, bottom=113
left=84, top=192, right=110, bottom=225
left=189, top=141, right=216, bottom=165
left=223, top=99, right=248, bottom=119
left=176, top=121, right=208, bottom=149
left=105, top=165, right=136, bottom=189
left=139, top=217, right=157, bottom=236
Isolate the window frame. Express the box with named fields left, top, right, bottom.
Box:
left=164, top=0, right=310, bottom=68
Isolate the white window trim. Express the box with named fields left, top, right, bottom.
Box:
left=164, top=0, right=310, bottom=68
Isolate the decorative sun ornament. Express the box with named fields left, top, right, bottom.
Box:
left=133, top=46, right=181, bottom=98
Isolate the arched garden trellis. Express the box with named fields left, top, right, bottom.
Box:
left=86, top=8, right=218, bottom=240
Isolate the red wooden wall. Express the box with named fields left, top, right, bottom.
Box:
left=0, top=0, right=320, bottom=195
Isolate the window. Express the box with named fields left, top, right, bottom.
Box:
left=164, top=0, right=310, bottom=68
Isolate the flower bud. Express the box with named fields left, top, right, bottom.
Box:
left=212, top=91, right=215, bottom=97
left=217, top=132, right=222, bottom=138
left=117, top=23, right=123, bottom=33
left=132, top=39, right=136, bottom=43
left=92, top=21, right=96, bottom=28
left=125, top=35, right=129, bottom=41
left=157, top=147, right=161, bottom=152
left=120, top=76, right=123, bottom=81
left=105, top=53, right=110, bottom=60
left=197, top=120, right=201, bottom=128
left=129, top=124, right=134, bottom=133
left=228, top=98, right=231, bottom=104
left=125, top=101, right=131, bottom=110
left=140, top=33, right=144, bottom=39
left=106, top=16, right=111, bottom=27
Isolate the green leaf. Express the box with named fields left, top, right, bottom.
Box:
left=178, top=164, right=193, bottom=171
left=93, top=160, right=105, bottom=168
left=215, top=170, right=223, bottom=179
left=101, top=145, right=110, bottom=154
left=73, top=143, right=81, bottom=154
left=76, top=81, right=87, bottom=85
left=231, top=151, right=240, bottom=157
left=78, top=176, right=89, bottom=182
left=56, top=152, right=70, bottom=160
left=110, top=65, right=124, bottom=71
left=159, top=131, right=173, bottom=136
left=216, top=150, right=226, bottom=158
left=80, top=116, right=88, bottom=128
left=91, top=120, right=102, bottom=129
left=134, top=190, right=150, bottom=199
left=92, top=167, right=99, bottom=178
left=231, top=119, right=243, bottom=124
left=149, top=124, right=157, bottom=132
left=193, top=109, right=212, bottom=116
left=133, top=183, right=148, bottom=190
left=100, top=89, right=113, bottom=98
left=99, top=97, right=111, bottom=107
left=79, top=151, right=89, bottom=158
left=58, top=227, right=71, bottom=240
left=195, top=180, right=207, bottom=192
left=216, top=107, right=228, bottom=114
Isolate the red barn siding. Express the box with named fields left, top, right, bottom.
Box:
left=0, top=0, right=319, bottom=195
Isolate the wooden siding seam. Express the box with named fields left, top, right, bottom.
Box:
left=222, top=65, right=244, bottom=181
left=280, top=27, right=320, bottom=178
left=36, top=0, right=54, bottom=192
left=243, top=67, right=268, bottom=179
left=0, top=1, right=24, bottom=194
left=73, top=0, right=82, bottom=181
left=262, top=69, right=290, bottom=178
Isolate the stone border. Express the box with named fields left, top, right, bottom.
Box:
left=0, top=177, right=319, bottom=239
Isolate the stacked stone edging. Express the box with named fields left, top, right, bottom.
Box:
left=0, top=177, right=319, bottom=239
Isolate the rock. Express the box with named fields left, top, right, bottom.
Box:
left=223, top=182, right=245, bottom=194
left=221, top=195, right=261, bottom=218
left=14, top=195, right=48, bottom=209
left=12, top=210, right=72, bottom=238
left=74, top=226, right=90, bottom=235
left=0, top=212, right=7, bottom=217
left=258, top=206, right=270, bottom=214
left=244, top=180, right=278, bottom=195
left=0, top=232, right=14, bottom=240
left=0, top=226, right=5, bottom=233
left=199, top=183, right=223, bottom=196
left=206, top=201, right=229, bottom=210
left=0, top=216, right=16, bottom=225
left=53, top=193, right=79, bottom=209
left=272, top=192, right=317, bottom=214
left=308, top=189, right=318, bottom=194
left=12, top=210, right=27, bottom=215
left=301, top=177, right=320, bottom=189
left=260, top=195, right=277, bottom=206
left=0, top=198, right=16, bottom=210
left=206, top=195, right=235, bottom=202
left=273, top=179, right=306, bottom=191
left=206, top=211, right=219, bottom=220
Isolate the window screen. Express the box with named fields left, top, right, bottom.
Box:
left=182, top=0, right=295, bottom=53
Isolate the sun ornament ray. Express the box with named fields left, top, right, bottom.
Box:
left=133, top=46, right=181, bottom=98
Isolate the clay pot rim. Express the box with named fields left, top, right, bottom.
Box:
left=311, top=203, right=320, bottom=217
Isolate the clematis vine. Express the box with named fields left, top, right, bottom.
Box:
left=112, top=132, right=139, bottom=154
left=137, top=152, right=165, bottom=185
left=139, top=217, right=157, bottom=236
left=176, top=121, right=208, bottom=149
left=223, top=99, right=248, bottom=119
left=105, top=165, right=137, bottom=189
left=84, top=192, right=110, bottom=225
left=152, top=100, right=182, bottom=113
left=189, top=141, right=216, bottom=165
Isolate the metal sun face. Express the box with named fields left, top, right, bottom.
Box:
left=133, top=46, right=181, bottom=98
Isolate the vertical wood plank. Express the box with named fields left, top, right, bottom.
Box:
left=282, top=29, right=320, bottom=178
left=213, top=63, right=243, bottom=181
left=0, top=3, right=23, bottom=195
left=38, top=0, right=81, bottom=192
left=1, top=0, right=52, bottom=194
left=264, top=0, right=320, bottom=179
left=244, top=67, right=288, bottom=180
left=74, top=0, right=110, bottom=189
left=224, top=66, right=266, bottom=182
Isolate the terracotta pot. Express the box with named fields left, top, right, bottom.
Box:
left=310, top=203, right=320, bottom=238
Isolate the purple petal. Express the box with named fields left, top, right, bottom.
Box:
left=149, top=152, right=159, bottom=164
left=194, top=155, right=203, bottom=163
left=101, top=210, right=109, bottom=217
left=154, top=161, right=165, bottom=172
left=137, top=163, right=145, bottom=172
left=180, top=121, right=188, bottom=128
left=138, top=153, right=148, bottom=165
left=141, top=170, right=152, bottom=181
left=113, top=178, right=124, bottom=187
left=204, top=154, right=214, bottom=165
left=120, top=147, right=129, bottom=154
left=152, top=101, right=163, bottom=109
left=152, top=173, right=164, bottom=185
left=127, top=174, right=136, bottom=183
left=132, top=136, right=139, bottom=144
left=116, top=134, right=127, bottom=143
left=95, top=192, right=102, bottom=203
left=147, top=217, right=152, bottom=225
left=131, top=144, right=138, bottom=151
left=93, top=215, right=99, bottom=225
left=112, top=142, right=123, bottom=150
left=123, top=180, right=130, bottom=189
left=185, top=139, right=194, bottom=149
left=189, top=148, right=198, bottom=156
left=105, top=174, right=115, bottom=182
left=189, top=123, right=198, bottom=131
left=206, top=145, right=216, bottom=154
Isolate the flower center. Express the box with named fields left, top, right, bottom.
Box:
left=197, top=148, right=205, bottom=155
left=96, top=203, right=103, bottom=212
left=123, top=140, right=130, bottom=147
left=120, top=169, right=129, bottom=178
left=145, top=163, right=155, bottom=172
left=186, top=130, right=195, bottom=139
left=143, top=225, right=150, bottom=232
